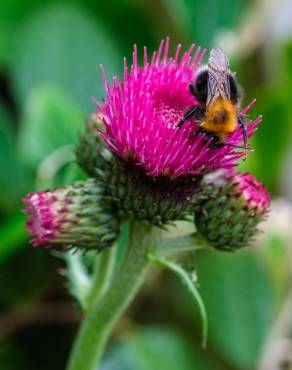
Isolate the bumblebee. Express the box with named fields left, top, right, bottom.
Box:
left=177, top=48, right=248, bottom=150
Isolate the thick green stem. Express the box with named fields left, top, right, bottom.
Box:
left=66, top=222, right=157, bottom=370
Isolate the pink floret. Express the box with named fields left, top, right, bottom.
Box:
left=235, top=172, right=270, bottom=212
left=23, top=191, right=62, bottom=246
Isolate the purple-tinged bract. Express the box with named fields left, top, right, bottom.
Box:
left=96, top=38, right=260, bottom=179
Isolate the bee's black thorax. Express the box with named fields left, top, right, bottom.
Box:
left=189, top=69, right=208, bottom=105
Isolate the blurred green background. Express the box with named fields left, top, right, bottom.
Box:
left=1, top=0, right=292, bottom=369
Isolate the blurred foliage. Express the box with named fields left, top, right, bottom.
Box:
left=243, top=41, right=292, bottom=193
left=101, top=326, right=226, bottom=370
left=0, top=247, right=50, bottom=309
left=18, top=84, right=84, bottom=169
left=1, top=0, right=292, bottom=369
left=168, top=0, right=249, bottom=48
left=0, top=105, right=28, bottom=209
left=183, top=250, right=275, bottom=369
left=11, top=3, right=123, bottom=114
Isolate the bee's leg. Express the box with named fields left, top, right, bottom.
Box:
left=238, top=115, right=248, bottom=149
left=199, top=132, right=251, bottom=149
left=193, top=130, right=252, bottom=150
left=177, top=106, right=199, bottom=128
left=212, top=142, right=252, bottom=150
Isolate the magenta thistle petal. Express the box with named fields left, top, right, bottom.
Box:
left=96, top=38, right=260, bottom=178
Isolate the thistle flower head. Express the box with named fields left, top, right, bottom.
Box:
left=23, top=179, right=119, bottom=250
left=195, top=170, right=270, bottom=251
left=96, top=38, right=260, bottom=179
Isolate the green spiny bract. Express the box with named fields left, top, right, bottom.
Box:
left=194, top=171, right=270, bottom=251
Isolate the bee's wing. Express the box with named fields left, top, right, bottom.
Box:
left=207, top=48, right=231, bottom=105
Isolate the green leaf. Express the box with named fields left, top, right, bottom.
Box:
left=63, top=251, right=91, bottom=310
left=11, top=3, right=122, bottom=113
left=18, top=84, right=84, bottom=169
left=180, top=249, right=275, bottom=369
left=148, top=253, right=208, bottom=348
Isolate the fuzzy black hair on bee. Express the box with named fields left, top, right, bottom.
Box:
left=177, top=48, right=249, bottom=152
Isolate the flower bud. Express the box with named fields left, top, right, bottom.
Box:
left=23, top=179, right=119, bottom=251
left=195, top=171, right=270, bottom=251
left=75, top=112, right=112, bottom=178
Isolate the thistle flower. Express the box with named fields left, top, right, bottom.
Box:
left=23, top=179, right=119, bottom=250
left=96, top=38, right=260, bottom=179
left=194, top=170, right=270, bottom=251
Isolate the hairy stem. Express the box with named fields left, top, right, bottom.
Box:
left=66, top=222, right=157, bottom=370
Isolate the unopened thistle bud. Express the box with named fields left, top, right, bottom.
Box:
left=194, top=171, right=270, bottom=251
left=23, top=179, right=119, bottom=250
